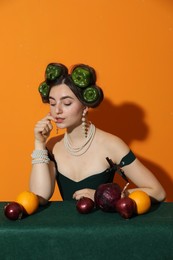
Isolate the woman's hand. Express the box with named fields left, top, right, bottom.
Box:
left=34, top=114, right=56, bottom=144
left=73, top=188, right=96, bottom=201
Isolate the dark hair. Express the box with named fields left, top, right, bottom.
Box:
left=38, top=62, right=104, bottom=108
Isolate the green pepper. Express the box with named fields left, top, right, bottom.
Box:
left=71, top=67, right=91, bottom=88
left=83, top=86, right=99, bottom=102
left=46, top=64, right=62, bottom=81
left=38, top=82, right=49, bottom=97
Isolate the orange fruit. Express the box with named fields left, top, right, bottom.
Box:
left=15, top=191, right=39, bottom=215
left=128, top=190, right=151, bottom=215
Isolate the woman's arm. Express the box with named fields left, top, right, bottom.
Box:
left=123, top=158, right=166, bottom=202
left=110, top=136, right=166, bottom=202
left=29, top=114, right=57, bottom=205
left=30, top=154, right=56, bottom=205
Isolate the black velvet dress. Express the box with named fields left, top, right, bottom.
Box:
left=48, top=150, right=136, bottom=200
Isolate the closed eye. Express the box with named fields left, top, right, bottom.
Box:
left=50, top=103, right=56, bottom=106
left=64, top=102, right=72, bottom=106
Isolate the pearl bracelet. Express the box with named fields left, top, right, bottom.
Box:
left=31, top=149, right=50, bottom=164
left=32, top=158, right=50, bottom=164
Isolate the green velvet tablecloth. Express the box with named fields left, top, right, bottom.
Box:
left=0, top=201, right=173, bottom=260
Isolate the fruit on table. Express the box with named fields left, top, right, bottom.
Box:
left=94, top=183, right=122, bottom=212
left=76, top=197, right=95, bottom=214
left=15, top=191, right=39, bottom=215
left=128, top=190, right=151, bottom=215
left=116, top=197, right=136, bottom=219
left=4, top=202, right=24, bottom=220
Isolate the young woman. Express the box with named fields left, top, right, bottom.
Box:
left=30, top=62, right=166, bottom=205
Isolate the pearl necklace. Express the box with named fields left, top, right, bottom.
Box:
left=64, top=123, right=96, bottom=156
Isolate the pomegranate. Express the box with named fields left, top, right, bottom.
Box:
left=94, top=183, right=122, bottom=212
left=76, top=197, right=95, bottom=214
left=4, top=202, right=24, bottom=220
left=116, top=197, right=136, bottom=219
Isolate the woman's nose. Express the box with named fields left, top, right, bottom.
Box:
left=55, top=103, right=63, bottom=114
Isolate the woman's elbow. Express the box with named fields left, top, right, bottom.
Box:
left=152, top=187, right=166, bottom=203
left=158, top=188, right=166, bottom=202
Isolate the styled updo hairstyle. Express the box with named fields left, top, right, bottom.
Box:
left=38, top=62, right=104, bottom=108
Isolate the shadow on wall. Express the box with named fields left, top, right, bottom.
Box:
left=89, top=99, right=172, bottom=201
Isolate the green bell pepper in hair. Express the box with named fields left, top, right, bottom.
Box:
left=46, top=64, right=62, bottom=81
left=38, top=82, right=49, bottom=97
left=83, top=86, right=99, bottom=102
left=71, top=67, right=91, bottom=88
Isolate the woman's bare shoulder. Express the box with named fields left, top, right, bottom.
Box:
left=96, top=128, right=130, bottom=162
left=96, top=128, right=126, bottom=144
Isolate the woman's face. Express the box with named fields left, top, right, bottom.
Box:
left=49, top=84, right=85, bottom=129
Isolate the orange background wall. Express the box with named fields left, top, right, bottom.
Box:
left=0, top=0, right=172, bottom=201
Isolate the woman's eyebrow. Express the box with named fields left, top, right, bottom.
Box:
left=60, top=96, right=74, bottom=100
left=49, top=97, right=55, bottom=101
left=49, top=96, right=74, bottom=101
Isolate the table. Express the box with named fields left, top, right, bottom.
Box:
left=0, top=201, right=173, bottom=260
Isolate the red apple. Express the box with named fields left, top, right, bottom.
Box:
left=76, top=197, right=95, bottom=214
left=116, top=197, right=136, bottom=219
left=4, top=202, right=24, bottom=220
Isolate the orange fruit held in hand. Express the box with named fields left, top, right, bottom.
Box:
left=128, top=190, right=151, bottom=215
left=15, top=191, right=39, bottom=215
